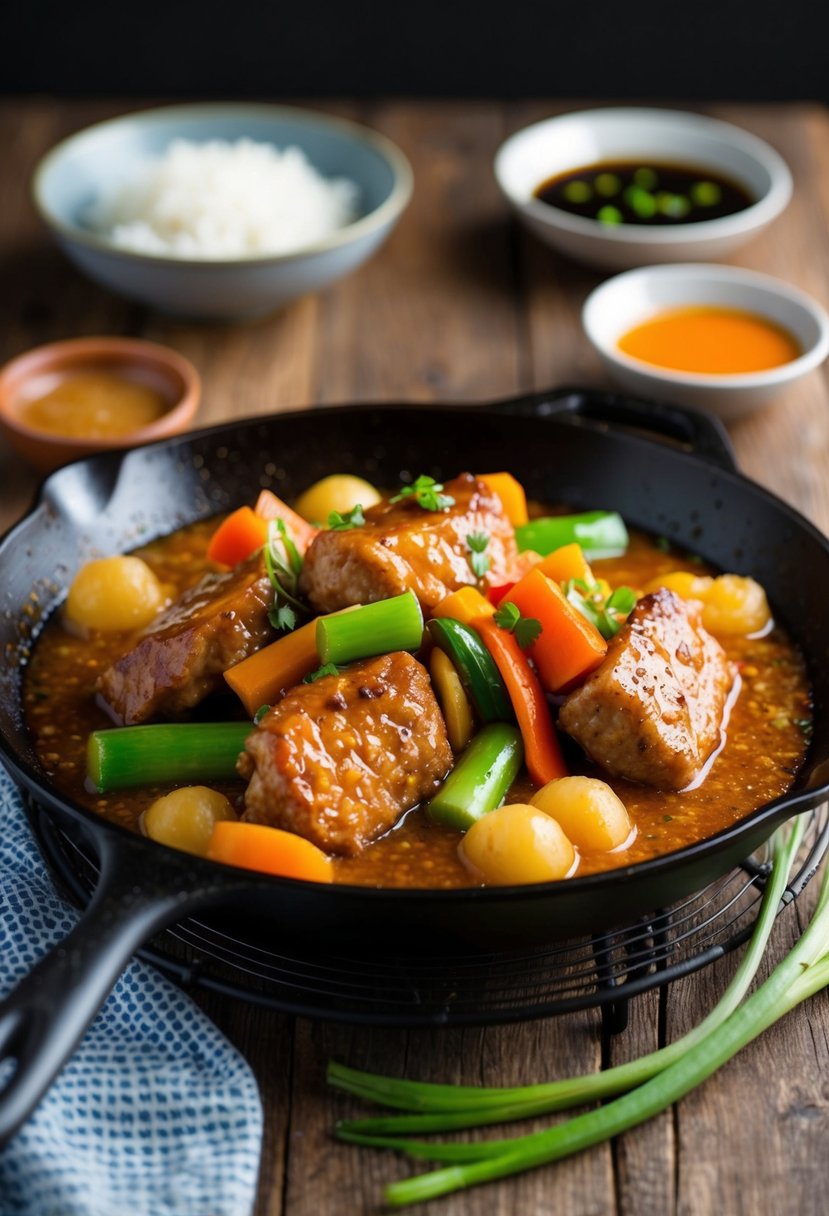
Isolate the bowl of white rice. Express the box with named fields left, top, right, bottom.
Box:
left=33, top=103, right=413, bottom=319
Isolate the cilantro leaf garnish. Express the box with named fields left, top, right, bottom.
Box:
left=269, top=602, right=298, bottom=632
left=563, top=577, right=637, bottom=640
left=494, top=600, right=520, bottom=630
left=328, top=504, right=366, bottom=531
left=493, top=600, right=542, bottom=649
left=391, top=475, right=456, bottom=512
left=466, top=531, right=490, bottom=580
left=302, top=662, right=342, bottom=684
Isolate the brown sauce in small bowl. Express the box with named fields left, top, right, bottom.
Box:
left=20, top=370, right=168, bottom=439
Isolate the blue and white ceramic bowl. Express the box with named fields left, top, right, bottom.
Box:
left=33, top=103, right=413, bottom=320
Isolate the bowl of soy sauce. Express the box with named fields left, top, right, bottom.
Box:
left=494, top=108, right=792, bottom=271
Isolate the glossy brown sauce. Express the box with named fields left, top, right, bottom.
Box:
left=19, top=371, right=168, bottom=439
left=23, top=519, right=812, bottom=888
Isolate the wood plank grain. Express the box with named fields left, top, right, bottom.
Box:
left=309, top=100, right=522, bottom=407
left=503, top=99, right=829, bottom=1216
left=3, top=98, right=829, bottom=1216
left=665, top=893, right=829, bottom=1216
left=658, top=106, right=829, bottom=1216
left=606, top=991, right=675, bottom=1216
left=710, top=103, right=829, bottom=532
left=273, top=100, right=613, bottom=1216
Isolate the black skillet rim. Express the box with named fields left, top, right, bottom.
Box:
left=1, top=394, right=827, bottom=910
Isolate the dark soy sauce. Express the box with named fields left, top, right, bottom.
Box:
left=535, top=161, right=755, bottom=226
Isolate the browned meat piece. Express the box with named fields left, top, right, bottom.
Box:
left=299, top=473, right=518, bottom=615
left=558, top=588, right=734, bottom=790
left=240, top=651, right=452, bottom=855
left=98, top=557, right=273, bottom=724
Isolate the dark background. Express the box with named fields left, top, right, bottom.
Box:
left=4, top=0, right=827, bottom=100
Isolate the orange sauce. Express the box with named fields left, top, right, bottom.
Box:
left=618, top=306, right=801, bottom=375
left=20, top=372, right=168, bottom=439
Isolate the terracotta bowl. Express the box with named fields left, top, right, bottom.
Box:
left=0, top=336, right=200, bottom=472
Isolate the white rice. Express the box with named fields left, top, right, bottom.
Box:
left=87, top=138, right=360, bottom=259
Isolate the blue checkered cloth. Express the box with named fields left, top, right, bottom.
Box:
left=0, top=768, right=263, bottom=1216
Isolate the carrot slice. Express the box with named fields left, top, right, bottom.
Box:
left=255, top=489, right=319, bottom=554
left=206, top=506, right=269, bottom=567
left=208, top=821, right=333, bottom=882
left=474, top=617, right=567, bottom=786
left=478, top=472, right=529, bottom=526
left=224, top=618, right=319, bottom=716
left=507, top=567, right=607, bottom=693
left=537, top=543, right=594, bottom=586
left=432, top=586, right=495, bottom=627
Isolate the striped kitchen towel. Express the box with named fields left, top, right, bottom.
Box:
left=0, top=768, right=262, bottom=1216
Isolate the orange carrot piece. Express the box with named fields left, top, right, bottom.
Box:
left=474, top=616, right=568, bottom=786
left=537, top=543, right=594, bottom=587
left=224, top=618, right=319, bottom=716
left=478, top=472, right=529, bottom=526
left=507, top=567, right=607, bottom=693
left=432, top=586, right=495, bottom=627
left=255, top=489, right=319, bottom=554
left=206, top=506, right=269, bottom=567
left=208, top=821, right=333, bottom=883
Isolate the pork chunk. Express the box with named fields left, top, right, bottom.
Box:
left=240, top=651, right=452, bottom=855
left=299, top=473, right=518, bottom=615
left=558, top=588, right=734, bottom=790
left=97, top=556, right=273, bottom=724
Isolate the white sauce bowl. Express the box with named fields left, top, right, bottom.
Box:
left=582, top=264, right=829, bottom=421
left=494, top=108, right=792, bottom=270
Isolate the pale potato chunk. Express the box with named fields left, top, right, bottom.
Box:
left=65, top=556, right=165, bottom=633
left=531, top=777, right=632, bottom=853
left=143, top=786, right=236, bottom=856
left=460, top=803, right=576, bottom=885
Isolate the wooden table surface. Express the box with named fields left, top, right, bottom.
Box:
left=2, top=98, right=829, bottom=1215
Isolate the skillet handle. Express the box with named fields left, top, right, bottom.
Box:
left=0, top=830, right=228, bottom=1147
left=489, top=387, right=739, bottom=473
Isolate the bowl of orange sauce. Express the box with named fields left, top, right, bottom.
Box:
left=0, top=336, right=200, bottom=471
left=582, top=264, right=829, bottom=421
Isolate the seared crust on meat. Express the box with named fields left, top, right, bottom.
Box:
left=240, top=651, right=453, bottom=855
left=299, top=473, right=518, bottom=615
left=558, top=589, right=734, bottom=790
left=97, top=556, right=273, bottom=724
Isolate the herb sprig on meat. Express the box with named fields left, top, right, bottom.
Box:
left=391, top=475, right=456, bottom=512
left=264, top=519, right=307, bottom=632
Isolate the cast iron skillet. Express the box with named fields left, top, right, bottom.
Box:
left=1, top=387, right=829, bottom=1144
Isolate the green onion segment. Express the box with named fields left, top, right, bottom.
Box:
left=427, top=723, right=523, bottom=831
left=316, top=591, right=423, bottom=665
left=427, top=618, right=513, bottom=723
left=515, top=511, right=629, bottom=559
left=87, top=722, right=252, bottom=792
left=326, top=817, right=829, bottom=1206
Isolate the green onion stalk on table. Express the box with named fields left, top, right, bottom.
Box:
left=328, top=815, right=829, bottom=1206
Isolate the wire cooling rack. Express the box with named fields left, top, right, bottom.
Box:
left=31, top=802, right=829, bottom=1032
